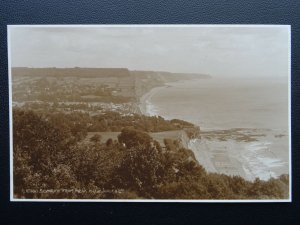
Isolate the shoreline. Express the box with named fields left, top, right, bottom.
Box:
left=138, top=79, right=200, bottom=116
left=138, top=85, right=170, bottom=116
left=137, top=79, right=289, bottom=182
left=188, top=130, right=289, bottom=181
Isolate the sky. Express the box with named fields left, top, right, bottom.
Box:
left=9, top=25, right=290, bottom=78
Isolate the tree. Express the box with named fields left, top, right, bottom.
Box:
left=13, top=110, right=68, bottom=173
left=13, top=109, right=72, bottom=197
left=116, top=143, right=164, bottom=197
left=106, top=138, right=113, bottom=147
left=90, top=134, right=101, bottom=143
left=118, top=128, right=152, bottom=149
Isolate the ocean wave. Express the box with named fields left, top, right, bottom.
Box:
left=188, top=137, right=287, bottom=181
left=242, top=141, right=286, bottom=181
left=145, top=100, right=160, bottom=116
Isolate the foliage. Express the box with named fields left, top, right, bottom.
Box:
left=90, top=134, right=101, bottom=143
left=13, top=109, right=289, bottom=199
left=117, top=128, right=153, bottom=149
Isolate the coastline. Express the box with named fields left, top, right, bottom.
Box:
left=138, top=85, right=170, bottom=116
left=188, top=129, right=289, bottom=181
left=138, top=79, right=201, bottom=116
left=137, top=78, right=289, bottom=182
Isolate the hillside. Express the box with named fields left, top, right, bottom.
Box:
left=11, top=67, right=211, bottom=114
left=12, top=67, right=131, bottom=78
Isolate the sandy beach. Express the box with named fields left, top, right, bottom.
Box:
left=138, top=78, right=289, bottom=181
left=139, top=85, right=170, bottom=116
left=188, top=128, right=289, bottom=181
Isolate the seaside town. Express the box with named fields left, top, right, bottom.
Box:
left=12, top=67, right=208, bottom=115
left=12, top=67, right=289, bottom=200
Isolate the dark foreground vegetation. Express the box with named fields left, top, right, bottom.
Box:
left=13, top=109, right=289, bottom=199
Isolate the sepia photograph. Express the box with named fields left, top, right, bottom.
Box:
left=8, top=25, right=291, bottom=202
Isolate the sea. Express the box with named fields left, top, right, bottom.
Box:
left=142, top=77, right=290, bottom=181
